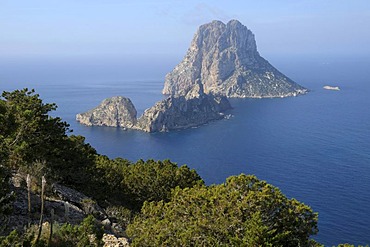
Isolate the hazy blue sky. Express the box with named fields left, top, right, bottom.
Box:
left=1, top=0, right=369, bottom=58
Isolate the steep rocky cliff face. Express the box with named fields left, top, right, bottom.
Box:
left=137, top=82, right=231, bottom=132
left=76, top=84, right=231, bottom=133
left=76, top=20, right=306, bottom=132
left=76, top=96, right=137, bottom=128
left=163, top=20, right=307, bottom=98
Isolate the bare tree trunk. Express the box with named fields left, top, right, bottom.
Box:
left=26, top=174, right=31, bottom=227
left=48, top=208, right=54, bottom=246
left=35, top=176, right=46, bottom=244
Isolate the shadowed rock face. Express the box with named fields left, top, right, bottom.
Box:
left=163, top=20, right=308, bottom=98
left=137, top=81, right=231, bottom=132
left=76, top=83, right=231, bottom=133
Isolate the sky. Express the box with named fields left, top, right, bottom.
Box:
left=1, top=0, right=370, bottom=59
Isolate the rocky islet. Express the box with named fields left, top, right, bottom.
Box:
left=77, top=82, right=232, bottom=132
left=76, top=96, right=137, bottom=128
left=163, top=20, right=307, bottom=98
left=77, top=20, right=307, bottom=132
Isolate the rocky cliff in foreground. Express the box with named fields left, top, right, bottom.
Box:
left=5, top=172, right=129, bottom=246
left=76, top=83, right=231, bottom=133
left=163, top=20, right=307, bottom=98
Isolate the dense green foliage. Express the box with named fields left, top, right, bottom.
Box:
left=0, top=166, right=13, bottom=216
left=0, top=215, right=103, bottom=247
left=92, top=156, right=203, bottom=210
left=49, top=215, right=104, bottom=247
left=0, top=88, right=327, bottom=246
left=1, top=89, right=70, bottom=167
left=127, top=174, right=318, bottom=247
left=0, top=100, right=9, bottom=162
left=0, top=166, right=15, bottom=235
left=0, top=88, right=97, bottom=187
left=0, top=89, right=202, bottom=204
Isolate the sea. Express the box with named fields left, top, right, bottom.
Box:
left=1, top=54, right=370, bottom=246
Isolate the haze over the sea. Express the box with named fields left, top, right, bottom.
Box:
left=1, top=1, right=370, bottom=246
left=1, top=0, right=369, bottom=60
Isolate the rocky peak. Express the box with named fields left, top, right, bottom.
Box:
left=76, top=20, right=308, bottom=133
left=163, top=20, right=307, bottom=98
left=196, top=20, right=226, bottom=50
left=76, top=96, right=137, bottom=128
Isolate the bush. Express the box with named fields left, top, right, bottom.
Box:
left=0, top=215, right=103, bottom=247
left=0, top=230, right=23, bottom=247
left=51, top=215, right=103, bottom=247
left=92, top=156, right=204, bottom=210
left=105, top=206, right=135, bottom=229
left=127, top=174, right=318, bottom=247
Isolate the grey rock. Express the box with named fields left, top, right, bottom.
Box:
left=102, top=218, right=111, bottom=226
left=103, top=234, right=130, bottom=247
left=76, top=83, right=231, bottom=133
left=111, top=222, right=125, bottom=233
left=76, top=96, right=137, bottom=128
left=2, top=180, right=86, bottom=235
left=52, top=183, right=108, bottom=220
left=163, top=20, right=308, bottom=98
left=137, top=82, right=231, bottom=132
left=101, top=218, right=112, bottom=231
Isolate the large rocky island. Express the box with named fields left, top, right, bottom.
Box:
left=77, top=19, right=307, bottom=132
left=163, top=20, right=307, bottom=98
left=76, top=82, right=231, bottom=132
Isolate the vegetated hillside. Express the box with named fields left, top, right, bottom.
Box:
left=0, top=89, right=322, bottom=246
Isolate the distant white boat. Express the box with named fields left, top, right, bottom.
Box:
left=323, top=85, right=340, bottom=91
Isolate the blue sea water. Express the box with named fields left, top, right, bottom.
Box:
left=1, top=55, right=370, bottom=246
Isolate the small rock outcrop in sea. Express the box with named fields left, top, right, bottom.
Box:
left=163, top=20, right=308, bottom=98
left=76, top=83, right=231, bottom=133
left=76, top=96, right=137, bottom=128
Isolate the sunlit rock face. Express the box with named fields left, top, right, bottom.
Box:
left=76, top=83, right=231, bottom=133
left=76, top=96, right=137, bottom=128
left=163, top=20, right=307, bottom=98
